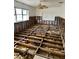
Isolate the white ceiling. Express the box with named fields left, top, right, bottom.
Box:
left=15, top=0, right=65, bottom=7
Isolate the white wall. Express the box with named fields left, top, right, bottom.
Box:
left=14, top=1, right=65, bottom=19
left=36, top=3, right=65, bottom=20
left=14, top=1, right=36, bottom=16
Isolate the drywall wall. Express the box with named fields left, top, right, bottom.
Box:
left=14, top=1, right=65, bottom=20
left=14, top=1, right=36, bottom=16
left=36, top=3, right=65, bottom=20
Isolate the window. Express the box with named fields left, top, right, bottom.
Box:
left=14, top=15, right=16, bottom=22
left=14, top=8, right=29, bottom=23
left=14, top=8, right=16, bottom=22
left=16, top=8, right=22, bottom=22
left=16, top=8, right=22, bottom=14
left=23, top=9, right=29, bottom=21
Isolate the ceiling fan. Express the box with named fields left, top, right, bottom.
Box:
left=37, top=0, right=48, bottom=9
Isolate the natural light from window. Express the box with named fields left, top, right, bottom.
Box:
left=14, top=8, right=29, bottom=23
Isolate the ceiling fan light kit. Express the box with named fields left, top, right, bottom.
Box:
left=37, top=0, right=48, bottom=9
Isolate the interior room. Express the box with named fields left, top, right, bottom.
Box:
left=14, top=0, right=65, bottom=59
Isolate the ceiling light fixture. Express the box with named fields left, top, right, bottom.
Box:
left=37, top=0, right=48, bottom=9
